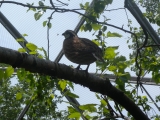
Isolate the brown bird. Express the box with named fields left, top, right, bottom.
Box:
left=62, top=30, right=104, bottom=72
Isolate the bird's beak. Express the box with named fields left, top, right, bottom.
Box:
left=62, top=33, right=64, bottom=36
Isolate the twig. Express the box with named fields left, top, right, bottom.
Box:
left=47, top=11, right=56, bottom=59
left=56, top=0, right=68, bottom=6
left=0, top=1, right=137, bottom=38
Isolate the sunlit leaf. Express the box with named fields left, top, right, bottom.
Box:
left=68, top=112, right=80, bottom=119
left=68, top=106, right=77, bottom=113
left=79, top=104, right=97, bottom=112
left=16, top=92, right=22, bottom=100
left=58, top=80, right=67, bottom=91
left=107, top=31, right=122, bottom=37
left=22, top=34, right=28, bottom=37
left=100, top=99, right=107, bottom=106
left=29, top=51, right=37, bottom=54
left=26, top=43, right=37, bottom=51
left=17, top=69, right=27, bottom=81
left=4, top=66, right=14, bottom=79
left=18, top=48, right=26, bottom=53
left=50, top=94, right=54, bottom=99
left=84, top=2, right=89, bottom=9
left=91, top=24, right=102, bottom=30
left=108, top=65, right=117, bottom=71
left=16, top=38, right=24, bottom=42
left=65, top=91, right=79, bottom=98
left=104, top=47, right=118, bottom=59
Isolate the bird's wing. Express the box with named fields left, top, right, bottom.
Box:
left=76, top=37, right=98, bottom=52
left=75, top=37, right=104, bottom=62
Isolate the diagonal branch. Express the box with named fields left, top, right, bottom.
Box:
left=0, top=46, right=149, bottom=120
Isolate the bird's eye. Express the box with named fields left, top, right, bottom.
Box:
left=64, top=33, right=70, bottom=39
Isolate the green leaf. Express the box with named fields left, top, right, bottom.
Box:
left=102, top=26, right=107, bottom=32
left=84, top=23, right=92, bottom=31
left=4, top=66, right=14, bottom=79
left=100, top=99, right=107, bottom=106
left=65, top=91, right=79, bottom=98
left=29, top=51, right=37, bottom=55
left=152, top=72, right=160, bottom=84
left=67, top=81, right=74, bottom=90
left=142, top=96, right=147, bottom=99
left=41, top=47, right=48, bottom=59
left=94, top=1, right=106, bottom=13
left=26, top=43, right=37, bottom=51
left=46, top=98, right=52, bottom=106
left=91, top=24, right=102, bottom=30
left=47, top=23, right=52, bottom=29
left=104, top=47, right=117, bottom=59
left=34, top=12, right=42, bottom=21
left=43, top=21, right=47, bottom=27
left=107, top=31, right=122, bottom=37
left=58, top=80, right=67, bottom=91
left=92, top=40, right=100, bottom=46
left=119, top=75, right=129, bottom=83
left=18, top=48, right=26, bottom=53
left=68, top=112, right=80, bottom=119
left=108, top=65, right=117, bottom=71
left=17, top=69, right=26, bottom=81
left=79, top=104, right=97, bottom=112
left=84, top=2, right=89, bottom=9
left=50, top=94, right=54, bottom=99
left=39, top=1, right=44, bottom=6
left=95, top=93, right=100, bottom=99
left=156, top=19, right=160, bottom=26
left=107, top=0, right=113, bottom=4
left=116, top=78, right=125, bottom=91
left=68, top=106, right=77, bottom=113
left=102, top=107, right=109, bottom=113
left=80, top=25, right=85, bottom=31
left=0, top=70, right=4, bottom=80
left=79, top=3, right=84, bottom=9
left=116, top=56, right=126, bottom=62
left=28, top=8, right=36, bottom=12
left=16, top=92, right=22, bottom=100
left=22, top=34, right=28, bottom=37
left=16, top=38, right=24, bottom=42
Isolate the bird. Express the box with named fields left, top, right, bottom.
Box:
left=62, top=30, right=104, bottom=72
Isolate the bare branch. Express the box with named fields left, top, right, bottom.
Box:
left=0, top=1, right=137, bottom=37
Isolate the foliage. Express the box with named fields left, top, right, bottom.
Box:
left=0, top=0, right=160, bottom=120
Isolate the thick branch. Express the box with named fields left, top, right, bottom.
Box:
left=0, top=46, right=149, bottom=120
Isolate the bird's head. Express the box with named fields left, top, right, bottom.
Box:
left=62, top=30, right=77, bottom=39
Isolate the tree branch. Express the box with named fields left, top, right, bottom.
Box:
left=0, top=1, right=136, bottom=37
left=0, top=46, right=149, bottom=120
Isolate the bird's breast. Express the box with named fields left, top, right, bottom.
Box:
left=63, top=38, right=96, bottom=64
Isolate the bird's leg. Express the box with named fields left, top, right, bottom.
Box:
left=85, top=64, right=90, bottom=72
left=76, top=64, right=81, bottom=70
left=84, top=64, right=90, bottom=77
